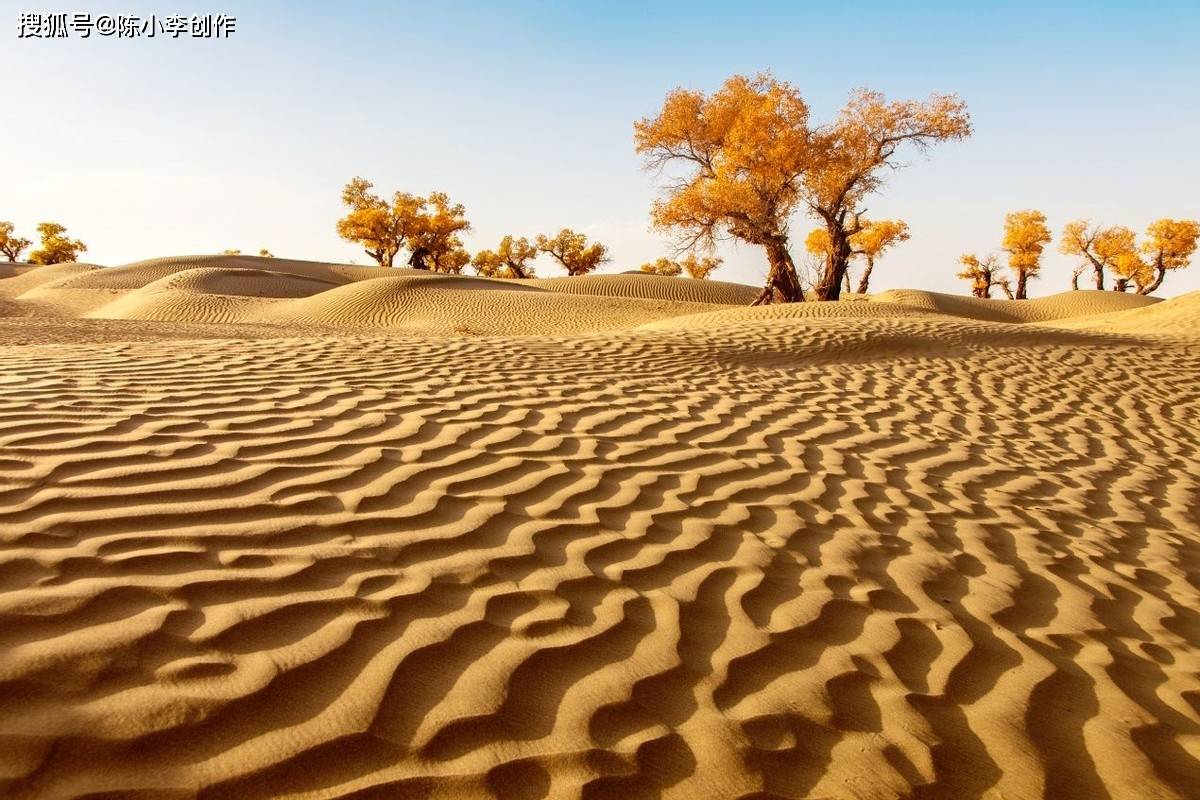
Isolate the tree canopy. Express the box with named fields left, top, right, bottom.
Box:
left=1002, top=210, right=1051, bottom=299
left=636, top=74, right=968, bottom=303
left=0, top=221, right=32, bottom=262
left=28, top=222, right=87, bottom=265
left=473, top=235, right=537, bottom=279
left=535, top=229, right=608, bottom=276
left=336, top=178, right=469, bottom=270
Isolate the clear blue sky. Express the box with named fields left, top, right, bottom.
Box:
left=3, top=0, right=1198, bottom=295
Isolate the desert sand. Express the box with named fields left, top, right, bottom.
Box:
left=0, top=255, right=1197, bottom=799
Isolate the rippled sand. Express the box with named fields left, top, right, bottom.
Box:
left=1, top=257, right=1197, bottom=799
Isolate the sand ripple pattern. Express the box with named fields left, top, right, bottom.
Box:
left=0, top=317, right=1198, bottom=799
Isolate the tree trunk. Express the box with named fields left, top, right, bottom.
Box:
left=408, top=247, right=431, bottom=270
left=1139, top=264, right=1166, bottom=295
left=752, top=240, right=804, bottom=304
left=1015, top=270, right=1029, bottom=300
left=842, top=271, right=851, bottom=294
left=509, top=262, right=529, bottom=279
left=814, top=226, right=853, bottom=300
left=856, top=256, right=875, bottom=294
left=1093, top=265, right=1104, bottom=290
left=1113, top=277, right=1129, bottom=292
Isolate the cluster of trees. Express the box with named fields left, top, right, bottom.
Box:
left=959, top=211, right=1198, bottom=299
left=640, top=253, right=723, bottom=279
left=635, top=74, right=970, bottom=303
left=336, top=178, right=618, bottom=279
left=0, top=221, right=87, bottom=265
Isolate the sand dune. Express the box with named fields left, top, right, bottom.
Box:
left=0, top=259, right=1198, bottom=799
left=873, top=287, right=1158, bottom=322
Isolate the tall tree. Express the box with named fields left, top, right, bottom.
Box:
left=405, top=192, right=471, bottom=271
left=1002, top=209, right=1051, bottom=299
left=0, top=221, right=31, bottom=262
left=535, top=229, right=608, bottom=276
left=28, top=222, right=87, bottom=265
left=804, top=93, right=968, bottom=300
left=956, top=253, right=1012, bottom=298
left=472, top=235, right=538, bottom=279
left=1137, top=218, right=1199, bottom=295
left=635, top=75, right=968, bottom=303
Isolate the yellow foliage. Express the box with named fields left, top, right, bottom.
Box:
left=1001, top=209, right=1050, bottom=298
left=640, top=258, right=682, bottom=276
left=641, top=253, right=722, bottom=279
left=473, top=235, right=538, bottom=279
left=636, top=73, right=967, bottom=302
left=535, top=229, right=608, bottom=276
left=956, top=252, right=1010, bottom=298
left=0, top=221, right=32, bottom=262
left=28, top=222, right=87, bottom=265
left=336, top=178, right=469, bottom=270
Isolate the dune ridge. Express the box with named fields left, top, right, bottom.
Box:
left=0, top=258, right=1197, bottom=799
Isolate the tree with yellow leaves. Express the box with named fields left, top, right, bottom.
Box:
left=405, top=192, right=471, bottom=271
left=535, top=229, right=608, bottom=276
left=0, top=221, right=31, bottom=262
left=1137, top=218, right=1199, bottom=294
left=259, top=249, right=274, bottom=258
left=336, top=177, right=421, bottom=267
left=681, top=252, right=722, bottom=279
left=28, top=222, right=87, bottom=265
left=635, top=74, right=969, bottom=304
left=1002, top=210, right=1051, bottom=299
left=805, top=219, right=909, bottom=294
left=472, top=236, right=538, bottom=279
left=640, top=257, right=682, bottom=276
left=956, top=253, right=1012, bottom=299
left=641, top=253, right=723, bottom=279
left=1059, top=220, right=1132, bottom=290
left=1060, top=218, right=1197, bottom=294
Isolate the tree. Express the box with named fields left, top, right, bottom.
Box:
left=336, top=177, right=424, bottom=267
left=635, top=74, right=968, bottom=304
left=405, top=192, right=471, bottom=271
left=805, top=218, right=909, bottom=294
left=956, top=253, right=1012, bottom=299
left=804, top=93, right=968, bottom=301
left=28, top=222, right=87, bottom=265
left=222, top=248, right=242, bottom=255
left=259, top=249, right=274, bottom=258
left=640, top=257, right=682, bottom=276
left=1137, top=218, right=1199, bottom=295
left=472, top=235, right=538, bottom=279
left=1002, top=210, right=1050, bottom=299
left=0, top=221, right=31, bottom=262
left=535, top=229, right=608, bottom=276
left=681, top=252, right=722, bottom=279
left=851, top=219, right=909, bottom=293
left=1059, top=218, right=1197, bottom=295
left=1061, top=220, right=1118, bottom=290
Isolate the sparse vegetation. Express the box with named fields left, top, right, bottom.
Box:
left=535, top=229, right=608, bottom=276
left=28, top=222, right=87, bottom=265
left=0, top=221, right=32, bottom=262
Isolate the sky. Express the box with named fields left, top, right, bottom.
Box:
left=3, top=0, right=1199, bottom=296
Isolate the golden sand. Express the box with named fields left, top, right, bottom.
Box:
left=0, top=256, right=1196, bottom=799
